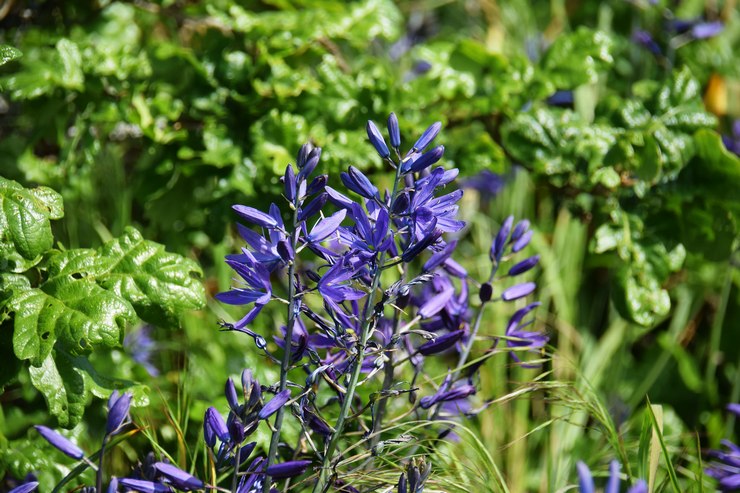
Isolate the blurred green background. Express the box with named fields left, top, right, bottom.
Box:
left=1, top=0, right=739, bottom=491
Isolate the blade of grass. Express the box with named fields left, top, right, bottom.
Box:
left=645, top=400, right=681, bottom=493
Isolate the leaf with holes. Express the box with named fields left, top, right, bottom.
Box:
left=10, top=281, right=135, bottom=367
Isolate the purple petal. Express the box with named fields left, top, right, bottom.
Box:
left=692, top=21, right=723, bottom=39
left=325, top=186, right=355, bottom=209
left=308, top=209, right=347, bottom=243
left=511, top=229, right=533, bottom=253
left=153, top=462, right=204, bottom=491
left=507, top=255, right=540, bottom=277
left=106, top=391, right=132, bottom=436
left=9, top=482, right=38, bottom=493
left=418, top=287, right=455, bottom=319
left=491, top=216, right=514, bottom=260
left=407, top=145, right=445, bottom=174
left=501, top=282, right=536, bottom=301
left=35, top=425, right=84, bottom=460
left=510, top=219, right=530, bottom=242
left=418, top=330, right=465, bottom=355
left=225, top=378, right=239, bottom=411
left=298, top=193, right=328, bottom=222
left=118, top=478, right=171, bottom=493
left=259, top=389, right=291, bottom=420
left=266, top=459, right=313, bottom=479
left=284, top=164, right=296, bottom=202
left=577, top=461, right=595, bottom=493
left=205, top=406, right=229, bottom=442
left=605, top=460, right=620, bottom=493
left=367, top=120, right=390, bottom=158
left=413, top=122, right=442, bottom=152
left=627, top=480, right=648, bottom=493
left=388, top=112, right=401, bottom=148
left=233, top=205, right=279, bottom=228
left=727, top=403, right=740, bottom=417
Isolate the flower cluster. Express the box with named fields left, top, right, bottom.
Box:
left=215, top=112, right=547, bottom=492
left=705, top=403, right=740, bottom=491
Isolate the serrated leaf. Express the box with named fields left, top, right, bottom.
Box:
left=0, top=177, right=64, bottom=270
left=96, top=226, right=205, bottom=324
left=11, top=282, right=135, bottom=366
left=0, top=45, right=22, bottom=66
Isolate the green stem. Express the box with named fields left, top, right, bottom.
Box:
left=263, top=200, right=301, bottom=493
left=312, top=165, right=404, bottom=493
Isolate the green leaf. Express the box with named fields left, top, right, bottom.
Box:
left=11, top=282, right=135, bottom=366
left=539, top=28, right=613, bottom=88
left=613, top=264, right=671, bottom=327
left=0, top=45, right=22, bottom=66
left=28, top=349, right=148, bottom=427
left=96, top=227, right=205, bottom=324
left=0, top=177, right=64, bottom=271
left=55, top=39, right=84, bottom=91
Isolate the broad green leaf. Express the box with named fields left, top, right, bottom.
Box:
left=96, top=227, right=205, bottom=324
left=0, top=177, right=64, bottom=271
left=11, top=282, right=135, bottom=366
left=0, top=45, right=22, bottom=66
left=539, top=28, right=613, bottom=88
left=0, top=273, right=31, bottom=311
left=28, top=349, right=148, bottom=427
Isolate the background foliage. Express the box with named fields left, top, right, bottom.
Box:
left=1, top=0, right=739, bottom=491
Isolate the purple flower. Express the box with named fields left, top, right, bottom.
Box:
left=340, top=166, right=379, bottom=199
left=216, top=250, right=272, bottom=329
left=232, top=205, right=280, bottom=229
left=417, top=287, right=455, bottom=319
left=420, top=377, right=476, bottom=410
left=306, top=210, right=347, bottom=243
left=501, top=282, right=536, bottom=301
left=388, top=112, right=401, bottom=149
left=546, top=90, right=575, bottom=107
left=118, top=478, right=172, bottom=493
left=124, top=325, right=159, bottom=377
left=317, top=257, right=366, bottom=304
left=491, top=216, right=514, bottom=261
left=35, top=425, right=84, bottom=460
left=259, top=389, right=292, bottom=420
left=418, top=330, right=465, bottom=356
left=577, top=460, right=647, bottom=493
left=403, top=145, right=445, bottom=174
left=413, top=121, right=442, bottom=152
left=511, top=229, right=533, bottom=253
left=284, top=164, right=297, bottom=203
left=367, top=120, right=390, bottom=158
left=632, top=30, right=662, bottom=56
left=106, top=390, right=132, bottom=436
left=706, top=405, right=740, bottom=491
left=153, top=462, right=204, bottom=491
left=205, top=406, right=229, bottom=444
left=692, top=21, right=723, bottom=39
left=508, top=255, right=540, bottom=276
left=8, top=482, right=38, bottom=493
left=577, top=461, right=595, bottom=493
left=460, top=170, right=505, bottom=199
left=265, top=459, right=313, bottom=479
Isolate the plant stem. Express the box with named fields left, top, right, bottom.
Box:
left=96, top=438, right=106, bottom=493
left=312, top=165, right=403, bottom=493
left=264, top=200, right=301, bottom=493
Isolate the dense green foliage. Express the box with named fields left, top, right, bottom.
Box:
left=0, top=0, right=739, bottom=491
